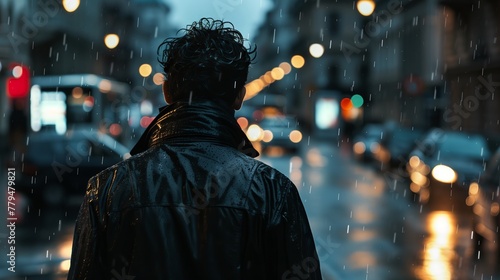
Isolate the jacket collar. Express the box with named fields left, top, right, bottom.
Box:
left=130, top=100, right=259, bottom=158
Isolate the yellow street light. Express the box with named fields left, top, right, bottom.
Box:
left=291, top=55, right=305, bottom=68
left=63, top=0, right=80, bottom=12
left=104, top=34, right=120, bottom=49
left=139, top=64, right=153, bottom=77
left=431, top=164, right=457, bottom=184
left=357, top=0, right=376, bottom=16
left=270, top=67, right=285, bottom=80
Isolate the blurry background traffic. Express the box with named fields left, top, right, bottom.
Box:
left=0, top=0, right=499, bottom=279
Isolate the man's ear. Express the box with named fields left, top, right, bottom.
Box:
left=162, top=81, right=172, bottom=104
left=232, top=87, right=246, bottom=110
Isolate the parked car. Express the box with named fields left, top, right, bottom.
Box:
left=377, top=126, right=426, bottom=169
left=467, top=146, right=500, bottom=260
left=406, top=129, right=491, bottom=210
left=16, top=129, right=130, bottom=206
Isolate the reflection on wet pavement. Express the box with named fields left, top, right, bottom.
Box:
left=263, top=140, right=500, bottom=280
left=417, top=211, right=456, bottom=279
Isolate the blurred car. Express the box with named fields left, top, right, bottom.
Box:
left=247, top=115, right=303, bottom=152
left=377, top=126, right=426, bottom=169
left=235, top=105, right=284, bottom=133
left=467, top=146, right=500, bottom=259
left=16, top=129, right=130, bottom=206
left=352, top=123, right=388, bottom=163
left=406, top=129, right=491, bottom=209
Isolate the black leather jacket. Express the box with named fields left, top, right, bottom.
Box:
left=68, top=100, right=322, bottom=279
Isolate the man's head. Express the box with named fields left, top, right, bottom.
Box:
left=158, top=18, right=256, bottom=109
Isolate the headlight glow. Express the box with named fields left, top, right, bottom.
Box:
left=431, top=164, right=457, bottom=184
left=246, top=124, right=264, bottom=142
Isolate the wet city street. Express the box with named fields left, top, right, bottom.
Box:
left=1, top=138, right=499, bottom=279
left=262, top=139, right=500, bottom=280
left=2, top=0, right=500, bottom=279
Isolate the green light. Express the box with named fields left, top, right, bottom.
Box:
left=351, top=94, right=364, bottom=108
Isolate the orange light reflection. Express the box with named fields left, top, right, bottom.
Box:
left=416, top=211, right=456, bottom=280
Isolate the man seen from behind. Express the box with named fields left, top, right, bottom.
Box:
left=68, top=17, right=322, bottom=280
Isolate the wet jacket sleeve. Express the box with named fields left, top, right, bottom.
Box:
left=68, top=179, right=106, bottom=279
left=266, top=180, right=323, bottom=280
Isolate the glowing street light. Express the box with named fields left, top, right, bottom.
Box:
left=309, top=43, right=324, bottom=58
left=104, top=34, right=120, bottom=49
left=63, top=0, right=80, bottom=12
left=270, top=67, right=285, bottom=80
left=357, top=0, right=376, bottom=16
left=291, top=55, right=305, bottom=68
left=138, top=64, right=153, bottom=77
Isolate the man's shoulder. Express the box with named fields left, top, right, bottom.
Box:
left=252, top=159, right=291, bottom=183
left=221, top=152, right=291, bottom=184
left=87, top=156, right=132, bottom=188
left=245, top=159, right=296, bottom=206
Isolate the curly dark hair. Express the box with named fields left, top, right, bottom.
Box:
left=157, top=18, right=256, bottom=105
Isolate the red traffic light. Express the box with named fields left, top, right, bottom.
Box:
left=340, top=97, right=353, bottom=110
left=7, top=64, right=30, bottom=98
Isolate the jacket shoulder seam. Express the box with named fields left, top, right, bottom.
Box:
left=239, top=158, right=261, bottom=209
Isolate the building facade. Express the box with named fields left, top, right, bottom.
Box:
left=0, top=0, right=173, bottom=145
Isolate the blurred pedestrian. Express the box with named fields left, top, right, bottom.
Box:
left=68, top=17, right=321, bottom=279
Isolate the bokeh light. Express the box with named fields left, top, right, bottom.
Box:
left=291, top=55, right=305, bottom=68
left=351, top=94, right=364, bottom=108
left=72, top=87, right=83, bottom=99
left=63, top=0, right=80, bottom=12
left=309, top=43, right=324, bottom=58
left=271, top=67, right=285, bottom=80
left=289, top=130, right=303, bottom=143
left=139, top=64, right=153, bottom=77
left=357, top=0, right=376, bottom=16
left=12, top=66, right=23, bottom=78
left=340, top=98, right=353, bottom=110
left=279, top=62, right=292, bottom=74
left=236, top=117, right=249, bottom=130
left=104, top=34, right=120, bottom=49
left=153, top=73, right=165, bottom=85
left=246, top=124, right=264, bottom=142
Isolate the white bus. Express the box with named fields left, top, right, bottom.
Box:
left=29, top=74, right=135, bottom=146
